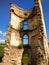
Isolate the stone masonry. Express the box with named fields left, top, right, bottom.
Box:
left=1, top=0, right=49, bottom=65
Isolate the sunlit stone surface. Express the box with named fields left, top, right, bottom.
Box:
left=1, top=0, right=49, bottom=65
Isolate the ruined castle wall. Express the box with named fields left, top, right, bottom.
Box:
left=10, top=29, right=21, bottom=46
left=10, top=11, right=24, bottom=46
left=35, top=0, right=49, bottom=58
left=2, top=0, right=49, bottom=65
left=28, top=16, right=38, bottom=30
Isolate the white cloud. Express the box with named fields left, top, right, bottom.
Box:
left=0, top=30, right=6, bottom=43
left=3, top=32, right=6, bottom=36
left=0, top=39, right=5, bottom=43
left=0, top=30, right=2, bottom=34
left=0, top=30, right=6, bottom=36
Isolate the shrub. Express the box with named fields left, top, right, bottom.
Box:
left=22, top=52, right=29, bottom=64
left=18, top=43, right=23, bottom=49
left=0, top=44, right=5, bottom=62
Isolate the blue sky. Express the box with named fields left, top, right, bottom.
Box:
left=0, top=0, right=49, bottom=43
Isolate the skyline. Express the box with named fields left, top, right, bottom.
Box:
left=0, top=0, right=49, bottom=43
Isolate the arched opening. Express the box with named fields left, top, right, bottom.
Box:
left=22, top=50, right=29, bottom=65
left=23, top=21, right=28, bottom=30
left=23, top=34, right=28, bottom=45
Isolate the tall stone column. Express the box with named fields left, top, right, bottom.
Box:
left=34, top=0, right=49, bottom=65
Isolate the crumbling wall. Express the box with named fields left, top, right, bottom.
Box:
left=2, top=0, right=49, bottom=65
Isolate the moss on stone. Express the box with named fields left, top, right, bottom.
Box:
left=12, top=62, right=17, bottom=65
left=11, top=43, right=23, bottom=49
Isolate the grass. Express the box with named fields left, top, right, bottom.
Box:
left=0, top=44, right=5, bottom=62
left=12, top=62, right=17, bottom=65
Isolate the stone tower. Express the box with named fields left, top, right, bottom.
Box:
left=2, top=0, right=49, bottom=65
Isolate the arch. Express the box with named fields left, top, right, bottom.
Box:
left=23, top=20, right=28, bottom=30
left=23, top=34, right=28, bottom=45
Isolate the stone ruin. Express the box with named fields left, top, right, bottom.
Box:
left=1, top=0, right=49, bottom=65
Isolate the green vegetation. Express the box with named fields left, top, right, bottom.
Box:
left=18, top=43, right=23, bottom=49
left=11, top=43, right=23, bottom=49
left=11, top=45, right=18, bottom=48
left=0, top=44, right=5, bottom=62
left=48, top=43, right=49, bottom=46
left=22, top=52, right=29, bottom=64
left=12, top=62, right=17, bottom=65
left=11, top=43, right=31, bottom=49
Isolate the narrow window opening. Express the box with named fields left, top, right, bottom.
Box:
left=23, top=21, right=28, bottom=30
left=23, top=34, right=28, bottom=45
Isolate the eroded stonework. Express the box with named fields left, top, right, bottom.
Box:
left=1, top=0, right=49, bottom=65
